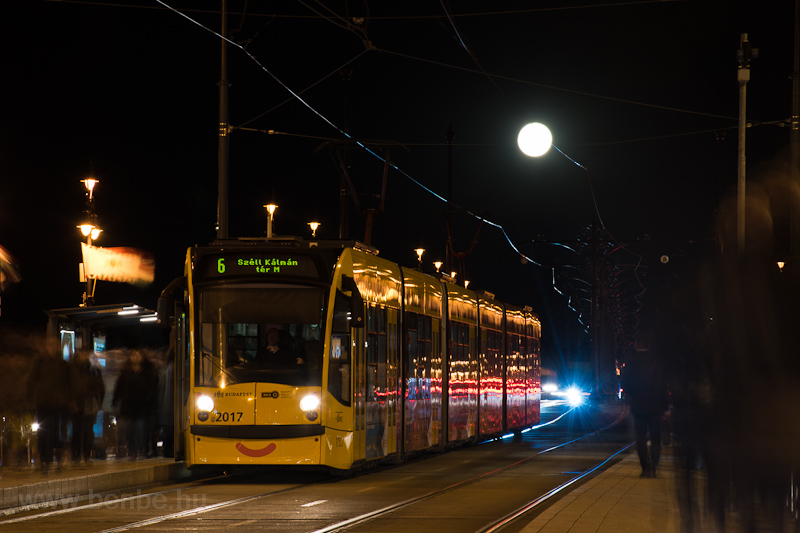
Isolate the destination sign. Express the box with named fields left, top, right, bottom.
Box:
left=198, top=252, right=315, bottom=279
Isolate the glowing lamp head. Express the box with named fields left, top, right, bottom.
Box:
left=517, top=122, right=552, bottom=157
left=433, top=261, right=443, bottom=272
left=415, top=248, right=425, bottom=263
left=78, top=224, right=94, bottom=237
left=308, top=221, right=320, bottom=237
left=264, top=204, right=278, bottom=216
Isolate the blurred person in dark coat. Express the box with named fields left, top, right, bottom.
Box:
left=112, top=349, right=158, bottom=460
left=622, top=331, right=670, bottom=478
left=26, top=338, right=70, bottom=473
left=69, top=348, right=105, bottom=464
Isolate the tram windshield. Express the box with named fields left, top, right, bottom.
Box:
left=196, top=285, right=326, bottom=387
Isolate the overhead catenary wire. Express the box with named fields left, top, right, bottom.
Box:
left=46, top=0, right=688, bottom=19
left=154, top=1, right=545, bottom=260
left=154, top=0, right=678, bottom=332
left=48, top=1, right=725, bottom=122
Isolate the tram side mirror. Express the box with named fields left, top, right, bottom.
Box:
left=341, top=275, right=365, bottom=328
left=156, top=297, right=171, bottom=328
left=156, top=276, right=185, bottom=328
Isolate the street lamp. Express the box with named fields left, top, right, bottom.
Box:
left=78, top=224, right=102, bottom=241
left=81, top=178, right=98, bottom=199
left=308, top=221, right=320, bottom=238
left=79, top=178, right=100, bottom=306
left=264, top=204, right=278, bottom=238
left=415, top=247, right=425, bottom=267
left=517, top=123, right=552, bottom=157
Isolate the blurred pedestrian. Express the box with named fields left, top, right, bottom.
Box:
left=26, top=338, right=70, bottom=473
left=622, top=331, right=669, bottom=478
left=112, top=348, right=158, bottom=460
left=158, top=354, right=174, bottom=458
left=69, top=348, right=105, bottom=464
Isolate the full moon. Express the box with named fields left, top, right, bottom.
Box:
left=517, top=123, right=552, bottom=157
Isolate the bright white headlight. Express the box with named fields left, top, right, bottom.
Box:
left=299, top=394, right=320, bottom=412
left=196, top=394, right=214, bottom=412
left=542, top=383, right=558, bottom=393
left=566, top=387, right=583, bottom=407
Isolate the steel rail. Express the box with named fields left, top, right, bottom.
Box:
left=309, top=404, right=629, bottom=533
left=476, top=442, right=635, bottom=533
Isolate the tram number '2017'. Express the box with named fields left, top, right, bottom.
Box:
left=215, top=412, right=243, bottom=422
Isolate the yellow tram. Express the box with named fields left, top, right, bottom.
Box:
left=158, top=237, right=541, bottom=470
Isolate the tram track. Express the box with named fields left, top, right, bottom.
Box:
left=308, top=442, right=634, bottom=533
left=0, top=403, right=629, bottom=532
left=0, top=473, right=325, bottom=530
left=310, top=405, right=630, bottom=533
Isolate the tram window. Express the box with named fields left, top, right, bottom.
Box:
left=366, top=305, right=387, bottom=402
left=329, top=290, right=352, bottom=406
left=406, top=312, right=433, bottom=400
left=407, top=327, right=419, bottom=399
left=196, top=286, right=325, bottom=387
left=201, top=288, right=322, bottom=324
left=332, top=290, right=354, bottom=333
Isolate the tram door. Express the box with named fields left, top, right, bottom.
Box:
left=364, top=304, right=398, bottom=459
left=174, top=303, right=190, bottom=462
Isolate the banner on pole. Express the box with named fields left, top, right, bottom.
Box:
left=81, top=243, right=155, bottom=287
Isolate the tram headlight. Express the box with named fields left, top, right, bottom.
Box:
left=196, top=394, right=215, bottom=413
left=299, top=394, right=320, bottom=412
left=566, top=386, right=584, bottom=407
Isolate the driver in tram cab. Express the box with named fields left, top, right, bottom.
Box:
left=254, top=328, right=305, bottom=367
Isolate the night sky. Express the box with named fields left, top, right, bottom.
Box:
left=1, top=1, right=795, bottom=368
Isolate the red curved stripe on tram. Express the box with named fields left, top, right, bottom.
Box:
left=235, top=442, right=277, bottom=457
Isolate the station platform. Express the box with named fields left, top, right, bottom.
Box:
left=0, top=457, right=193, bottom=514
left=520, top=445, right=793, bottom=533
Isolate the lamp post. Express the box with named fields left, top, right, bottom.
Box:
left=79, top=178, right=101, bottom=307
left=264, top=204, right=277, bottom=238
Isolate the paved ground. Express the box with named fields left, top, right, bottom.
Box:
left=520, top=445, right=795, bottom=533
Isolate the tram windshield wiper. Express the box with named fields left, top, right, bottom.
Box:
left=201, top=351, right=241, bottom=385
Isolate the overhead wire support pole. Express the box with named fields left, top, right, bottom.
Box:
left=791, top=0, right=800, bottom=281
left=217, top=0, right=230, bottom=240
left=737, top=33, right=757, bottom=257
left=446, top=127, right=454, bottom=273
left=339, top=68, right=352, bottom=240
